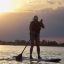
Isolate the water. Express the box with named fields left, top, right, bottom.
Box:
left=0, top=45, right=64, bottom=64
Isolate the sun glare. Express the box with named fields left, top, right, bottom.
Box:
left=0, top=0, right=13, bottom=13
left=0, top=0, right=25, bottom=13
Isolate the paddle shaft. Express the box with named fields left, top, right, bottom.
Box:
left=21, top=45, right=27, bottom=54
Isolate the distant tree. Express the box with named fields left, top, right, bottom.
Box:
left=48, top=41, right=58, bottom=46
left=41, top=40, right=48, bottom=45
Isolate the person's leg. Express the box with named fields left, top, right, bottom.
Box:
left=30, top=33, right=34, bottom=59
left=36, top=33, right=41, bottom=59
left=36, top=41, right=41, bottom=59
left=30, top=42, right=34, bottom=59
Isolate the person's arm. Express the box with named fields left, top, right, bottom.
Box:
left=40, top=19, right=45, bottom=28
left=29, top=23, right=31, bottom=31
left=29, top=22, right=33, bottom=32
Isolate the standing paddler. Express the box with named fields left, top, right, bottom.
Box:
left=29, top=15, right=45, bottom=59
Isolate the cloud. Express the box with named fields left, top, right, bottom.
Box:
left=47, top=0, right=64, bottom=6
left=14, top=0, right=64, bottom=12
left=47, top=0, right=54, bottom=4
left=39, top=7, right=64, bottom=38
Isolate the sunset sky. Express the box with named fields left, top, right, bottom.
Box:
left=0, top=0, right=64, bottom=42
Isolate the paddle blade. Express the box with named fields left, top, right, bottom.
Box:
left=16, top=54, right=23, bottom=62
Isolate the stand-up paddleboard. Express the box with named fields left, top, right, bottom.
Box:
left=0, top=56, right=61, bottom=63
left=14, top=56, right=61, bottom=63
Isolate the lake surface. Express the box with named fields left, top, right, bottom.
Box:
left=0, top=45, right=64, bottom=64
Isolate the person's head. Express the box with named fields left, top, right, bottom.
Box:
left=33, top=15, right=38, bottom=21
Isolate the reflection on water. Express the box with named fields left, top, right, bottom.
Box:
left=0, top=45, right=64, bottom=64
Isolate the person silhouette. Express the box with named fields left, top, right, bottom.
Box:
left=29, top=15, right=45, bottom=59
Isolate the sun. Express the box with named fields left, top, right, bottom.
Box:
left=0, top=0, right=13, bottom=13
left=0, top=0, right=25, bottom=13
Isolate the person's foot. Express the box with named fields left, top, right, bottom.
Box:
left=38, top=56, right=42, bottom=59
left=30, top=56, right=33, bottom=59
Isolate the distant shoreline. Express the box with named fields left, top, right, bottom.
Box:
left=0, top=40, right=64, bottom=47
left=0, top=44, right=64, bottom=47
